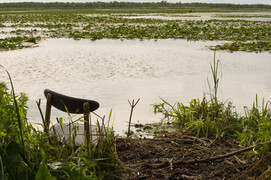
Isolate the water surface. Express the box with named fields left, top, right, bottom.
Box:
left=0, top=39, right=270, bottom=134
left=123, top=12, right=271, bottom=21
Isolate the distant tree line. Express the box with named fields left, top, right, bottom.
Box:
left=0, top=1, right=270, bottom=10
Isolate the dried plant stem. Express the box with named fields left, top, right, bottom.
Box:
left=36, top=99, right=45, bottom=129
left=127, top=98, right=140, bottom=137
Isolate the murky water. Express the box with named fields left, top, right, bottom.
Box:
left=123, top=12, right=271, bottom=21
left=0, top=38, right=270, bottom=134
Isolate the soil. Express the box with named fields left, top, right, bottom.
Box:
left=115, top=132, right=271, bottom=180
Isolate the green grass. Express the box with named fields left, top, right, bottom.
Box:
left=0, top=66, right=123, bottom=179
left=238, top=95, right=271, bottom=147
left=152, top=54, right=271, bottom=153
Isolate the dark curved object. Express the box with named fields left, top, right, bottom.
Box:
left=44, top=89, right=99, bottom=114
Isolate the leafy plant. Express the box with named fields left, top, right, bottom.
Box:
left=0, top=65, right=123, bottom=179
left=0, top=10, right=270, bottom=52
left=0, top=36, right=41, bottom=50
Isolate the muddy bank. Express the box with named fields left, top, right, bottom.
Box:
left=116, top=132, right=271, bottom=179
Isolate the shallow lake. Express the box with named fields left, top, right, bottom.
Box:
left=123, top=12, right=271, bottom=21
left=0, top=38, right=270, bottom=135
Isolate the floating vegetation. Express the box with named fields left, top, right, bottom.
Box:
left=0, top=36, right=41, bottom=50
left=214, top=14, right=271, bottom=18
left=0, top=10, right=270, bottom=52
left=214, top=41, right=271, bottom=53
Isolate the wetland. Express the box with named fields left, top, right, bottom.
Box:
left=0, top=9, right=271, bottom=52
left=1, top=3, right=271, bottom=179
left=0, top=8, right=271, bottom=134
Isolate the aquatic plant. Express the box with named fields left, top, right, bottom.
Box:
left=0, top=10, right=270, bottom=52
left=214, top=41, right=271, bottom=53
left=0, top=36, right=41, bottom=50
left=214, top=14, right=271, bottom=18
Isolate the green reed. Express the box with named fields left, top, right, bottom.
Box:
left=153, top=53, right=238, bottom=139
left=238, top=95, right=271, bottom=148
left=153, top=53, right=271, bottom=150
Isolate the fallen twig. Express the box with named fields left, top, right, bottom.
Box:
left=157, top=142, right=266, bottom=168
left=181, top=174, right=202, bottom=180
left=152, top=136, right=211, bottom=146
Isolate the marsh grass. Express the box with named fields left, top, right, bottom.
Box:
left=153, top=54, right=271, bottom=151
left=238, top=95, right=271, bottom=148
left=153, top=96, right=241, bottom=140
left=153, top=53, right=240, bottom=140
left=0, top=65, right=122, bottom=179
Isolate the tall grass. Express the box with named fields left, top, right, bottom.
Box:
left=238, top=95, right=271, bottom=148
left=153, top=54, right=271, bottom=150
left=153, top=54, right=241, bottom=140
left=0, top=65, right=27, bottom=158
left=0, top=65, right=123, bottom=179
left=153, top=97, right=241, bottom=140
left=207, top=52, right=219, bottom=103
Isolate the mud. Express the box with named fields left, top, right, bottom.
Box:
left=116, top=132, right=271, bottom=179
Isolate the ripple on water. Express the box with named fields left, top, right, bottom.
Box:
left=0, top=38, right=270, bottom=134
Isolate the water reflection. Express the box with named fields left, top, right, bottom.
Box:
left=123, top=12, right=271, bottom=21
left=0, top=38, right=270, bottom=134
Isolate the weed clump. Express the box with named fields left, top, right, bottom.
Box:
left=238, top=96, right=271, bottom=148
left=0, top=36, right=41, bottom=51
left=153, top=55, right=271, bottom=153
left=153, top=97, right=241, bottom=140
left=0, top=66, right=122, bottom=179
